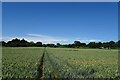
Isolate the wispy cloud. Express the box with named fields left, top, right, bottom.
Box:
left=26, top=34, right=68, bottom=43
left=27, top=34, right=49, bottom=38
left=77, top=39, right=102, bottom=44
left=2, top=34, right=105, bottom=44
left=2, top=34, right=68, bottom=44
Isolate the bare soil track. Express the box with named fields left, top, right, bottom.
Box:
left=37, top=47, right=45, bottom=80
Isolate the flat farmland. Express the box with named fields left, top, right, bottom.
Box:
left=2, top=47, right=119, bottom=79
left=2, top=47, right=44, bottom=79
left=45, top=48, right=119, bottom=79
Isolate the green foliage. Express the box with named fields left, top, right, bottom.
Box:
left=1, top=38, right=120, bottom=49
left=2, top=47, right=120, bottom=79
left=44, top=48, right=119, bottom=79
left=2, top=47, right=44, bottom=79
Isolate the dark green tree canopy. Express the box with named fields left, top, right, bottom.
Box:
left=1, top=38, right=119, bottom=49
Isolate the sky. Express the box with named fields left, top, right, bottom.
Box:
left=2, top=2, right=118, bottom=44
left=2, top=0, right=120, bottom=2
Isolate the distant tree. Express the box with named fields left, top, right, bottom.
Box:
left=0, top=41, right=6, bottom=46
left=97, top=42, right=103, bottom=48
left=109, top=41, right=116, bottom=49
left=117, top=40, right=120, bottom=48
left=47, top=44, right=56, bottom=47
left=56, top=43, right=61, bottom=47
left=103, top=42, right=110, bottom=49
left=2, top=38, right=119, bottom=48
left=36, top=42, right=42, bottom=47
left=80, top=43, right=86, bottom=47
left=29, top=41, right=35, bottom=47
left=20, top=39, right=29, bottom=47
left=67, top=44, right=74, bottom=48
left=74, top=41, right=81, bottom=48
left=42, top=44, right=47, bottom=47
left=0, top=41, right=1, bottom=46
left=0, top=41, right=2, bottom=46
left=7, top=38, right=21, bottom=47
left=88, top=42, right=97, bottom=48
left=62, top=44, right=69, bottom=48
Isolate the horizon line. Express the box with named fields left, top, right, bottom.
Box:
left=1, top=37, right=119, bottom=44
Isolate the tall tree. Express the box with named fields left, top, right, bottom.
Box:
left=74, top=41, right=81, bottom=48
left=7, top=38, right=21, bottom=47
left=117, top=40, right=120, bottom=48
left=88, top=42, right=97, bottom=48
left=0, top=41, right=6, bottom=46
left=36, top=42, right=42, bottom=47
left=20, top=39, right=29, bottom=47
left=56, top=43, right=61, bottom=47
left=29, top=41, right=35, bottom=47
left=109, top=41, right=116, bottom=48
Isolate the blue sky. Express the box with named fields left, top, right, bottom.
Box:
left=2, top=2, right=118, bottom=44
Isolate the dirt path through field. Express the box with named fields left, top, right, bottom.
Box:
left=37, top=47, right=60, bottom=79
left=37, top=47, right=46, bottom=80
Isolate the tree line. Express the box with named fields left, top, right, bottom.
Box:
left=0, top=38, right=120, bottom=49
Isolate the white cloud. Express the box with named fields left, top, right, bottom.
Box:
left=26, top=34, right=68, bottom=43
left=2, top=34, right=105, bottom=44
left=2, top=34, right=68, bottom=44
left=27, top=34, right=49, bottom=38
left=76, top=39, right=102, bottom=44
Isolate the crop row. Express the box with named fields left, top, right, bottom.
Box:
left=2, top=47, right=120, bottom=79
left=2, top=47, right=44, bottom=79
left=43, top=48, right=120, bottom=79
